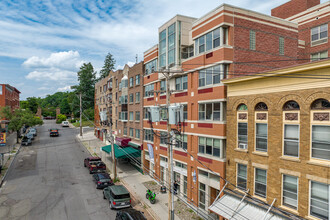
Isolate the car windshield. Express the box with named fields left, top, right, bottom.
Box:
left=99, top=173, right=110, bottom=179
left=100, top=179, right=111, bottom=183
left=129, top=212, right=146, bottom=220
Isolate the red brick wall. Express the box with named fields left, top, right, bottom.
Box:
left=0, top=84, right=20, bottom=112
left=271, top=0, right=320, bottom=19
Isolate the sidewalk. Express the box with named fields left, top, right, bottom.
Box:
left=76, top=129, right=182, bottom=220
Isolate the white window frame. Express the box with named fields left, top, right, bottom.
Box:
left=311, top=24, right=328, bottom=42
left=311, top=125, right=330, bottom=161
left=255, top=123, right=268, bottom=152
left=282, top=174, right=298, bottom=210
left=237, top=163, right=247, bottom=190
left=309, top=180, right=329, bottom=219
left=254, top=168, right=267, bottom=198
left=238, top=122, right=248, bottom=149
left=283, top=124, right=300, bottom=158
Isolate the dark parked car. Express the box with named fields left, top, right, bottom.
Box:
left=115, top=208, right=147, bottom=220
left=93, top=173, right=113, bottom=189
left=84, top=157, right=106, bottom=174
left=21, top=136, right=32, bottom=146
left=49, top=129, right=59, bottom=137
left=29, top=128, right=37, bottom=136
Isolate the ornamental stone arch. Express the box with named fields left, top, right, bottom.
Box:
left=305, top=91, right=330, bottom=109
left=276, top=94, right=304, bottom=114
left=250, top=97, right=272, bottom=113
left=229, top=98, right=249, bottom=115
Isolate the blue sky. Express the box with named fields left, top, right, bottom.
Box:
left=0, top=0, right=326, bottom=99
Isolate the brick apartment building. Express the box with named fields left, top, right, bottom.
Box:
left=94, top=63, right=144, bottom=170
left=272, top=0, right=330, bottom=63
left=0, top=84, right=20, bottom=130
left=222, top=59, right=330, bottom=220
left=142, top=3, right=302, bottom=218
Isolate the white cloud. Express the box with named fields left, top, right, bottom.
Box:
left=23, top=51, right=84, bottom=71
left=38, top=87, right=49, bottom=91
left=26, top=68, right=77, bottom=81
left=57, top=85, right=72, bottom=92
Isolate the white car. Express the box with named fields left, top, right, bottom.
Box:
left=62, top=121, right=69, bottom=127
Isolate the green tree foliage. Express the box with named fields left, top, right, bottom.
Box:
left=56, top=114, right=67, bottom=124
left=0, top=107, right=43, bottom=143
left=99, top=53, right=116, bottom=80
left=72, top=62, right=96, bottom=114
left=60, top=98, right=71, bottom=115
left=25, top=97, right=39, bottom=113
left=83, top=108, right=94, bottom=121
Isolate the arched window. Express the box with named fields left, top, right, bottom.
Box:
left=255, top=102, right=268, bottom=111
left=237, top=104, right=248, bottom=111
left=283, top=101, right=300, bottom=111
left=311, top=99, right=330, bottom=110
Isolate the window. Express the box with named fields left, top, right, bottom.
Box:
left=283, top=101, right=300, bottom=110
left=250, top=30, right=256, bottom=50
left=175, top=161, right=187, bottom=169
left=311, top=51, right=328, bottom=61
left=135, top=92, right=140, bottom=103
left=282, top=175, right=298, bottom=209
left=144, top=129, right=154, bottom=142
left=256, top=123, right=268, bottom=152
left=135, top=75, right=140, bottom=85
left=129, top=128, right=134, bottom=137
left=159, top=30, right=166, bottom=67
left=183, top=176, right=187, bottom=197
left=198, top=64, right=226, bottom=87
left=145, top=84, right=154, bottom=97
left=168, top=23, right=176, bottom=66
left=129, top=77, right=134, bottom=87
left=129, top=111, right=134, bottom=121
left=255, top=168, right=267, bottom=198
left=121, top=112, right=128, bottom=120
left=123, top=127, right=127, bottom=135
left=160, top=107, right=167, bottom=120
left=160, top=80, right=166, bottom=93
left=175, top=134, right=187, bottom=150
left=175, top=75, right=187, bottom=91
left=199, top=183, right=206, bottom=210
left=145, top=59, right=158, bottom=75
left=198, top=137, right=222, bottom=157
left=284, top=125, right=299, bottom=157
left=129, top=93, right=134, bottom=103
left=312, top=99, right=330, bottom=109
left=238, top=123, right=248, bottom=149
left=144, top=108, right=149, bottom=119
left=183, top=105, right=188, bottom=120
left=237, top=164, right=247, bottom=190
left=135, top=129, right=140, bottom=139
left=135, top=111, right=140, bottom=121
left=195, top=28, right=221, bottom=55
left=310, top=181, right=329, bottom=219
left=312, top=125, right=330, bottom=161
left=119, top=95, right=128, bottom=104
left=198, top=102, right=223, bottom=121
left=160, top=131, right=168, bottom=145
left=311, top=24, right=328, bottom=42
left=279, top=37, right=284, bottom=55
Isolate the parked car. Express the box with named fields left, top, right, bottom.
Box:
left=29, top=128, right=37, bottom=136
left=93, top=173, right=113, bottom=189
left=21, top=136, right=32, bottom=146
left=26, top=132, right=34, bottom=140
left=103, top=185, right=131, bottom=209
left=49, top=129, right=59, bottom=137
left=84, top=157, right=106, bottom=174
left=115, top=208, right=147, bottom=220
left=62, top=121, right=69, bottom=127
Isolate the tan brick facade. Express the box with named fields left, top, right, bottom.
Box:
left=224, top=60, right=330, bottom=219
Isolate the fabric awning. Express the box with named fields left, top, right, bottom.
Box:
left=128, top=141, right=141, bottom=149
left=102, top=144, right=141, bottom=159
left=209, top=194, right=285, bottom=220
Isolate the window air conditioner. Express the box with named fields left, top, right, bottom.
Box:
left=239, top=143, right=247, bottom=149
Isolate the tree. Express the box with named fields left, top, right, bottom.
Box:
left=0, top=108, right=43, bottom=143
left=56, top=114, right=67, bottom=124
left=26, top=97, right=39, bottom=113
left=99, top=53, right=116, bottom=79
left=60, top=98, right=71, bottom=115
left=72, top=63, right=97, bottom=112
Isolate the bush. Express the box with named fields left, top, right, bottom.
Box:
left=56, top=114, right=67, bottom=124
left=70, top=119, right=76, bottom=123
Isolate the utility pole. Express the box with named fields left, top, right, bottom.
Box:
left=165, top=75, right=174, bottom=220
left=109, top=118, right=117, bottom=180
left=79, top=93, right=82, bottom=136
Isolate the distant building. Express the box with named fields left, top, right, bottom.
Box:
left=0, top=84, right=20, bottom=130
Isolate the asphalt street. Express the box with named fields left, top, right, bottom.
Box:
left=0, top=120, right=117, bottom=220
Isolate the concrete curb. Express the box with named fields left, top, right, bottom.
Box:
left=0, top=143, right=22, bottom=188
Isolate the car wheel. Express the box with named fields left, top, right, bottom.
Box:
left=151, top=199, right=156, bottom=204
left=109, top=201, right=113, bottom=210
left=89, top=170, right=92, bottom=174
left=103, top=192, right=106, bottom=199
left=146, top=193, right=149, bottom=199
left=84, top=163, right=86, bottom=167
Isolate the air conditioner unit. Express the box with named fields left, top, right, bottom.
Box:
left=239, top=143, right=247, bottom=149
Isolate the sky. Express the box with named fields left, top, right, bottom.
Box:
left=0, top=0, right=326, bottom=100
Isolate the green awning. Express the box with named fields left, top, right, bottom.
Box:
left=128, top=141, right=141, bottom=148
left=102, top=144, right=141, bottom=159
